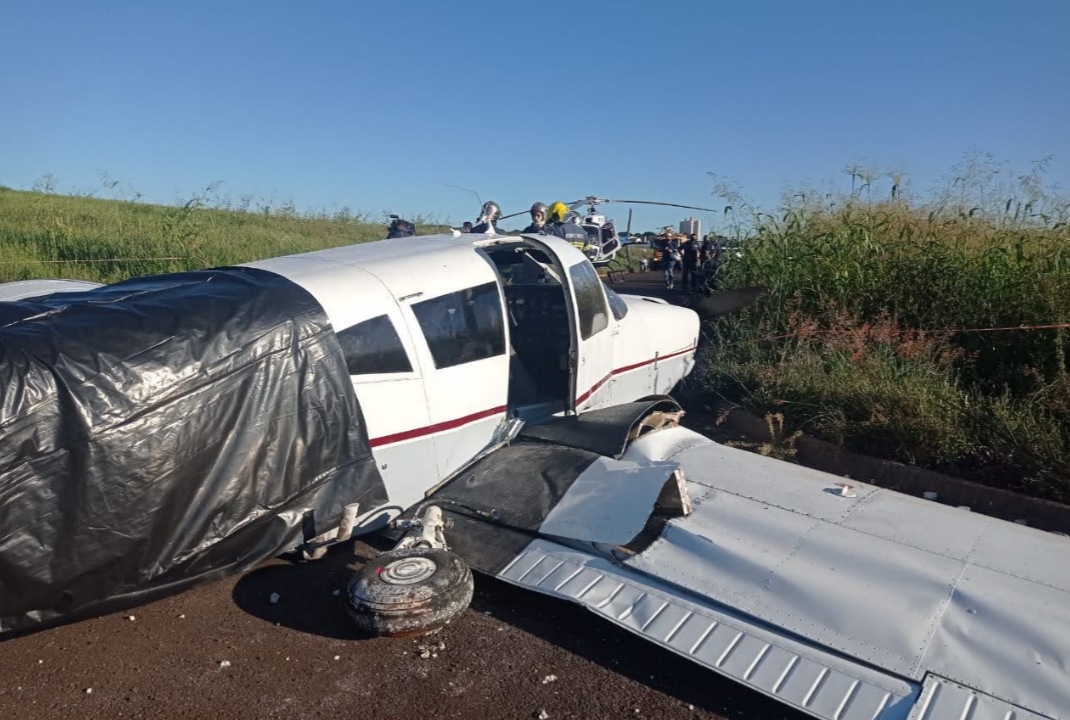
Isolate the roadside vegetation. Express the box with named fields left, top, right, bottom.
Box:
left=0, top=181, right=446, bottom=285
left=699, top=155, right=1070, bottom=502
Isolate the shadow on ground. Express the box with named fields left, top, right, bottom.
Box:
left=231, top=539, right=387, bottom=640
left=468, top=573, right=807, bottom=720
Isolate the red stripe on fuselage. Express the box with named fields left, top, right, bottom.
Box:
left=575, top=345, right=696, bottom=405
left=369, top=405, right=507, bottom=448
left=370, top=346, right=696, bottom=446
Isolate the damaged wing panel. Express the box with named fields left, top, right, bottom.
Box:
left=435, top=422, right=1069, bottom=719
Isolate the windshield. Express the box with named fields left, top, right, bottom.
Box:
left=604, top=285, right=629, bottom=321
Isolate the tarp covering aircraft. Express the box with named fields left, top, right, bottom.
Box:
left=0, top=267, right=385, bottom=633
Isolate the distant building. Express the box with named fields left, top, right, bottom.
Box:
left=679, top=217, right=701, bottom=238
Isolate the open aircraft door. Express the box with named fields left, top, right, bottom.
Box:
left=563, top=256, right=616, bottom=413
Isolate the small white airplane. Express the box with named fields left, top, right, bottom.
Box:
left=1, top=230, right=1068, bottom=720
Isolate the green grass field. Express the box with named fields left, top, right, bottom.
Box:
left=0, top=186, right=447, bottom=285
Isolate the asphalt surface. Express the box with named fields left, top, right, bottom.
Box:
left=0, top=271, right=806, bottom=720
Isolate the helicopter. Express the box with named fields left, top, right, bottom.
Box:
left=501, top=196, right=719, bottom=266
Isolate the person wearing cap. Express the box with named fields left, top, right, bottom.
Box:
left=461, top=221, right=474, bottom=233
left=523, top=202, right=548, bottom=234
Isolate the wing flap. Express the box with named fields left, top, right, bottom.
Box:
left=500, top=539, right=919, bottom=720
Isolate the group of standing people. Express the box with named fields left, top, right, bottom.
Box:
left=461, top=201, right=588, bottom=246
left=662, top=233, right=721, bottom=293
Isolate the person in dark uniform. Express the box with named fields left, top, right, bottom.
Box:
left=461, top=221, right=474, bottom=233
left=470, top=201, right=503, bottom=234
left=700, top=233, right=722, bottom=291
left=544, top=201, right=589, bottom=250
left=680, top=233, right=699, bottom=292
left=522, top=202, right=548, bottom=234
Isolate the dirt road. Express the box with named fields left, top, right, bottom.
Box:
left=0, top=538, right=805, bottom=720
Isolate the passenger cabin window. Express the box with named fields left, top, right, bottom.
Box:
left=413, top=282, right=506, bottom=368
left=568, top=261, right=609, bottom=339
left=336, top=314, right=413, bottom=375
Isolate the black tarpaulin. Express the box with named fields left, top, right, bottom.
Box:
left=0, top=267, right=385, bottom=635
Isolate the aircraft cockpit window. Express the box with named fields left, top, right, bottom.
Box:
left=604, top=286, right=629, bottom=321
left=413, top=282, right=506, bottom=369
left=568, top=261, right=609, bottom=339
left=487, top=246, right=561, bottom=286
left=337, top=314, right=413, bottom=375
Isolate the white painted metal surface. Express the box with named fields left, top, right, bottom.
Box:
left=618, top=427, right=1070, bottom=719
left=539, top=458, right=681, bottom=544
left=500, top=539, right=919, bottom=720
left=0, top=279, right=103, bottom=301
left=606, top=296, right=699, bottom=405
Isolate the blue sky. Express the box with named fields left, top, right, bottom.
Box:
left=2, top=0, right=1068, bottom=232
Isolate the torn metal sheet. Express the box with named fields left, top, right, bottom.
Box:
left=539, top=457, right=683, bottom=545
left=409, top=439, right=686, bottom=571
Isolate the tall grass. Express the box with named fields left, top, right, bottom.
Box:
left=0, top=186, right=447, bottom=284
left=701, top=157, right=1070, bottom=501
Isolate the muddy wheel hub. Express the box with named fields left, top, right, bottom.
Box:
left=380, top=556, right=437, bottom=585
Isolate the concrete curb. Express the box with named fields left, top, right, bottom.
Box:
left=704, top=403, right=1070, bottom=535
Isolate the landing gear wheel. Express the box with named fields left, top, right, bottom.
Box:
left=346, top=547, right=474, bottom=637
left=628, top=409, right=683, bottom=441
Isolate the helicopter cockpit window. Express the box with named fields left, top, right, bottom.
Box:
left=568, top=261, right=609, bottom=339
left=337, top=314, right=413, bottom=375
left=413, top=282, right=506, bottom=369
left=604, top=286, right=629, bottom=321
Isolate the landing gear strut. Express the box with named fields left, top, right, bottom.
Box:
left=345, top=506, right=474, bottom=637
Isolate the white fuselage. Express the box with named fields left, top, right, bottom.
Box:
left=246, top=232, right=699, bottom=525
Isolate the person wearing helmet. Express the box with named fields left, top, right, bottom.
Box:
left=523, top=202, right=547, bottom=234
left=544, top=201, right=589, bottom=249
left=386, top=214, right=416, bottom=239
left=471, top=201, right=502, bottom=234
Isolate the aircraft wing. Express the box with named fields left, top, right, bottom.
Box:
left=412, top=404, right=1069, bottom=720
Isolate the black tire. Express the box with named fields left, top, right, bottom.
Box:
left=345, top=547, right=474, bottom=637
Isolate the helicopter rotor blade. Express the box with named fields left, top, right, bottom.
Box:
left=500, top=196, right=717, bottom=222
left=607, top=199, right=719, bottom=213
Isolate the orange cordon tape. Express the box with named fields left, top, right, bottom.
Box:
left=764, top=322, right=1070, bottom=342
